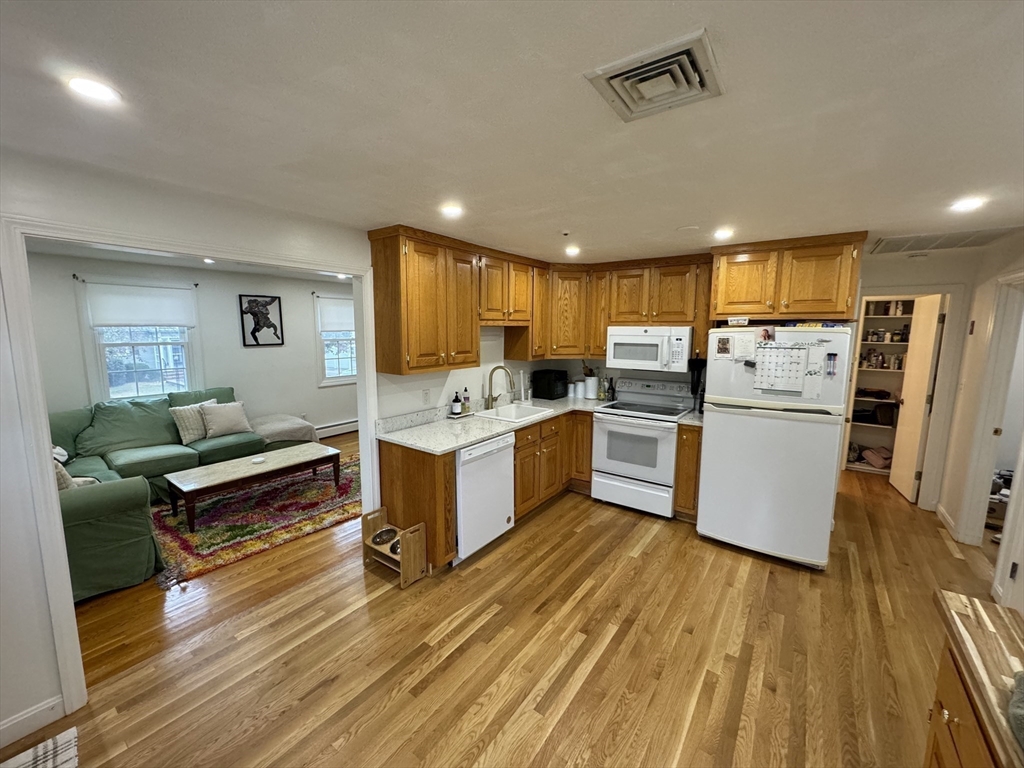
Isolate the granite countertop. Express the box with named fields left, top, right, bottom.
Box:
left=935, top=590, right=1024, bottom=768
left=377, top=397, right=704, bottom=455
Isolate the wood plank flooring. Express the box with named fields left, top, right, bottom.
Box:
left=1, top=469, right=998, bottom=767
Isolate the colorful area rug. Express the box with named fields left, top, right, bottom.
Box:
left=152, top=454, right=361, bottom=582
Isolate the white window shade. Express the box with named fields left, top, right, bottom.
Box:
left=317, top=296, right=355, bottom=332
left=86, top=282, right=197, bottom=328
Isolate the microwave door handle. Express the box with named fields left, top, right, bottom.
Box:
left=661, top=337, right=670, bottom=369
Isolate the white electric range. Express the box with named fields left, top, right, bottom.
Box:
left=591, top=377, right=693, bottom=518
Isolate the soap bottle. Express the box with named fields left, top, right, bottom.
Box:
left=461, top=387, right=470, bottom=414
left=451, top=392, right=462, bottom=416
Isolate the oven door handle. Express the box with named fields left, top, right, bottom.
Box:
left=594, top=413, right=679, bottom=432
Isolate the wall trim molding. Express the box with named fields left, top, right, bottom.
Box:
left=936, top=503, right=957, bottom=537
left=0, top=695, right=63, bottom=748
left=316, top=419, right=358, bottom=438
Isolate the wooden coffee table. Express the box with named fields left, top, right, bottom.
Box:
left=165, top=443, right=342, bottom=532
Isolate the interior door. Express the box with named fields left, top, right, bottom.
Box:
left=609, top=268, right=650, bottom=323
left=508, top=262, right=533, bottom=323
left=651, top=264, right=697, bottom=323
left=405, top=239, right=448, bottom=370
left=549, top=271, right=587, bottom=357
left=713, top=251, right=779, bottom=316
left=890, top=294, right=945, bottom=502
left=777, top=244, right=855, bottom=315
left=479, top=257, right=507, bottom=322
left=587, top=271, right=610, bottom=356
left=446, top=249, right=480, bottom=367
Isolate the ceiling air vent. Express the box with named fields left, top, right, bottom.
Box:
left=585, top=29, right=723, bottom=123
left=871, top=228, right=1016, bottom=254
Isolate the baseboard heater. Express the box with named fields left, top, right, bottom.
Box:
left=316, top=419, right=358, bottom=438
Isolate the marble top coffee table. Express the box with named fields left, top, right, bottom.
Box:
left=164, top=443, right=341, bottom=532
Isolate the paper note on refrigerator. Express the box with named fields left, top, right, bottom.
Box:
left=802, top=345, right=825, bottom=400
left=734, top=333, right=756, bottom=361
left=753, top=343, right=808, bottom=392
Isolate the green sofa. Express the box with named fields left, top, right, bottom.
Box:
left=50, top=386, right=285, bottom=601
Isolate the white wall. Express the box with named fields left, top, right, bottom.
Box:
left=996, top=313, right=1024, bottom=471
left=939, top=229, right=1024, bottom=541
left=0, top=285, right=64, bottom=745
left=27, top=251, right=357, bottom=429
left=0, top=150, right=371, bottom=744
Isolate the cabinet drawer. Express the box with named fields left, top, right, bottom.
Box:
left=540, top=418, right=560, bottom=438
left=515, top=424, right=541, bottom=448
left=933, top=648, right=995, bottom=768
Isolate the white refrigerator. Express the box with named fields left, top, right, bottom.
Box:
left=697, top=326, right=854, bottom=568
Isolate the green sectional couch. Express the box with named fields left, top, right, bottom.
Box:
left=50, top=386, right=311, bottom=601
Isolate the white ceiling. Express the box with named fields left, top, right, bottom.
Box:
left=2, top=1, right=1022, bottom=263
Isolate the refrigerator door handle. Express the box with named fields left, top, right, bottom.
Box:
left=704, top=402, right=842, bottom=424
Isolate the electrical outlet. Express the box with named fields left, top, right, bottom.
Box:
left=300, top=412, right=307, bottom=420
left=1011, top=562, right=1018, bottom=581
left=422, top=389, right=431, bottom=405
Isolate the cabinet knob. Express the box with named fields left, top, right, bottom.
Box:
left=941, top=709, right=950, bottom=724
left=653, top=311, right=658, bottom=317
left=441, top=352, right=446, bottom=360
left=553, top=344, right=558, bottom=350
left=536, top=451, right=540, bottom=456
left=781, top=299, right=789, bottom=308
left=642, top=311, right=647, bottom=317
left=766, top=300, right=774, bottom=308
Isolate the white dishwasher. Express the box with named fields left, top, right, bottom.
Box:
left=455, top=432, right=515, bottom=564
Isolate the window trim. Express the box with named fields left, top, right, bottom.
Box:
left=94, top=326, right=198, bottom=400
left=314, top=294, right=357, bottom=388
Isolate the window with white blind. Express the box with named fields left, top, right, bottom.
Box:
left=315, top=295, right=357, bottom=386
left=82, top=280, right=200, bottom=399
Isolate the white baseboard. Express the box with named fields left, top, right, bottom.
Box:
left=936, top=504, right=957, bottom=536
left=991, top=580, right=1004, bottom=603
left=0, top=695, right=63, bottom=749
left=316, top=419, right=358, bottom=439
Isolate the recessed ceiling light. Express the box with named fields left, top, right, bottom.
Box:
left=565, top=245, right=580, bottom=257
left=337, top=273, right=349, bottom=279
left=67, top=77, right=121, bottom=104
left=440, top=203, right=463, bottom=219
left=713, top=227, right=734, bottom=241
left=950, top=196, right=986, bottom=212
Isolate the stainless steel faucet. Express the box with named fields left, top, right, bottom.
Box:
left=486, top=365, right=516, bottom=409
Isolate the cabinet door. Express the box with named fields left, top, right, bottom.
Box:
left=508, top=262, right=533, bottom=323
left=673, top=426, right=702, bottom=518
left=514, top=446, right=540, bottom=519
left=405, top=239, right=448, bottom=370
left=446, top=249, right=480, bottom=367
left=571, top=412, right=593, bottom=481
left=539, top=435, right=561, bottom=501
left=609, top=268, right=650, bottom=323
left=712, top=251, right=779, bottom=316
left=532, top=268, right=549, bottom=358
left=479, top=257, right=508, bottom=322
left=559, top=414, right=573, bottom=487
left=587, top=271, right=610, bottom=357
left=651, top=264, right=697, bottom=324
left=777, top=243, right=856, bottom=315
left=549, top=271, right=588, bottom=357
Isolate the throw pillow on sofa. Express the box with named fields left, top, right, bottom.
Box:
left=54, top=459, right=74, bottom=491
left=75, top=397, right=179, bottom=456
left=200, top=401, right=253, bottom=439
left=169, top=399, right=216, bottom=444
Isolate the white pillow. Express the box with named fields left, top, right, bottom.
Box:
left=170, top=399, right=217, bottom=444
left=54, top=460, right=74, bottom=492
left=200, top=401, right=253, bottom=439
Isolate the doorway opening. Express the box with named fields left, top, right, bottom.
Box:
left=845, top=293, right=947, bottom=504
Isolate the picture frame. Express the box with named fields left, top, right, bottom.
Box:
left=239, top=294, right=284, bottom=347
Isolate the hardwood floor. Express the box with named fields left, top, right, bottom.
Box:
left=321, top=430, right=360, bottom=456
left=1, top=470, right=997, bottom=767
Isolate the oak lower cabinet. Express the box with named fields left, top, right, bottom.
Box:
left=710, top=232, right=866, bottom=321
left=514, top=442, right=541, bottom=519
left=549, top=271, right=588, bottom=357
left=370, top=235, right=480, bottom=375
left=514, top=420, right=563, bottom=519
left=570, top=412, right=593, bottom=487
left=377, top=441, right=456, bottom=571
left=924, top=648, right=996, bottom=768
left=673, top=425, right=702, bottom=521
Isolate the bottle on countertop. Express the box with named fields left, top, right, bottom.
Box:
left=461, top=387, right=470, bottom=414
left=451, top=392, right=462, bottom=415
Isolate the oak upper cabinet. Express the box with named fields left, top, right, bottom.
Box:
left=447, top=249, right=481, bottom=367
left=586, top=271, right=610, bottom=357
left=508, top=261, right=533, bottom=323
left=609, top=268, right=650, bottom=323
left=711, top=250, right=780, bottom=317
left=532, top=267, right=549, bottom=358
left=777, top=243, right=857, bottom=315
left=405, top=239, right=450, bottom=370
left=673, top=425, right=702, bottom=521
left=369, top=232, right=480, bottom=375
left=651, top=264, right=698, bottom=323
left=710, top=232, right=866, bottom=320
left=479, top=256, right=509, bottom=323
left=549, top=270, right=588, bottom=357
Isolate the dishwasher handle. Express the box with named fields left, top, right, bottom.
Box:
left=459, top=433, right=515, bottom=463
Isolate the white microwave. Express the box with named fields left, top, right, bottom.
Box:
left=605, top=326, right=692, bottom=373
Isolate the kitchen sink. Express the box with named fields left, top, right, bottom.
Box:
left=475, top=403, right=553, bottom=423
